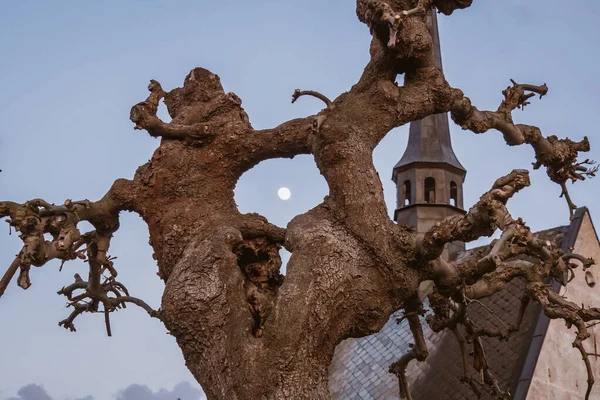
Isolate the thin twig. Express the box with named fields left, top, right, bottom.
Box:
left=574, top=336, right=594, bottom=400
left=389, top=312, right=428, bottom=399
left=509, top=79, right=548, bottom=98
left=0, top=256, right=21, bottom=298
left=291, top=89, right=332, bottom=107
left=104, top=305, right=112, bottom=337
left=451, top=327, right=469, bottom=381
left=560, top=182, right=578, bottom=220
left=587, top=321, right=600, bottom=329
left=466, top=297, right=510, bottom=332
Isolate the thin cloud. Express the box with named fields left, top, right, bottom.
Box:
left=5, top=382, right=203, bottom=400
left=7, top=384, right=53, bottom=400
left=116, top=382, right=205, bottom=400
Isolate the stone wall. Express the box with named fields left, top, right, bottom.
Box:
left=527, top=212, right=600, bottom=399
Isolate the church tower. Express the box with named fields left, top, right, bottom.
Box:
left=392, top=9, right=466, bottom=260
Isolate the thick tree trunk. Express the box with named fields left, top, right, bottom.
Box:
left=119, top=66, right=422, bottom=400
left=157, top=205, right=403, bottom=400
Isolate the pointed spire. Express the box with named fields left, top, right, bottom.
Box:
left=392, top=9, right=465, bottom=183
left=429, top=6, right=443, bottom=71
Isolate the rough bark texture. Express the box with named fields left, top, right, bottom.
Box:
left=2, top=1, right=599, bottom=399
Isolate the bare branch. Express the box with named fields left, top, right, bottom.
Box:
left=432, top=0, right=473, bottom=15
left=0, top=256, right=21, bottom=298
left=242, top=117, right=313, bottom=164
left=422, top=169, right=531, bottom=262
left=291, top=89, right=332, bottom=108
left=111, top=295, right=160, bottom=318
left=466, top=297, right=510, bottom=332
left=57, top=278, right=88, bottom=300
left=562, top=252, right=596, bottom=270
left=239, top=213, right=286, bottom=244
left=58, top=302, right=92, bottom=332
left=57, top=267, right=161, bottom=335
left=129, top=79, right=218, bottom=141
left=451, top=80, right=595, bottom=218
left=290, top=88, right=333, bottom=134
left=389, top=308, right=428, bottom=399
left=527, top=282, right=598, bottom=399
left=357, top=0, right=433, bottom=49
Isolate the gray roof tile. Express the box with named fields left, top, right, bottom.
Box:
left=328, top=226, right=568, bottom=400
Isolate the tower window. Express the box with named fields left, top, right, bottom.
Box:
left=403, top=180, right=412, bottom=206
left=450, top=181, right=458, bottom=207
left=424, top=177, right=436, bottom=203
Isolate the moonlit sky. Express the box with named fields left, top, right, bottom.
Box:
left=1, top=1, right=599, bottom=399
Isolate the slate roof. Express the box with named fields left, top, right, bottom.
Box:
left=409, top=275, right=543, bottom=399
left=329, top=308, right=445, bottom=400
left=328, top=215, right=587, bottom=400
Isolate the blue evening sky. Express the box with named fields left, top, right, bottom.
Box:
left=1, top=1, right=599, bottom=399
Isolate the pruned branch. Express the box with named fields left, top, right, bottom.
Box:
left=425, top=241, right=600, bottom=400
left=450, top=327, right=479, bottom=395
left=0, top=201, right=82, bottom=294
left=58, top=264, right=160, bottom=337
left=425, top=292, right=512, bottom=398
left=389, top=300, right=428, bottom=400
left=0, top=256, right=21, bottom=297
left=1, top=184, right=159, bottom=335
left=357, top=0, right=433, bottom=49
left=239, top=213, right=286, bottom=244
left=58, top=302, right=93, bottom=332
left=0, top=191, right=128, bottom=297
left=563, top=252, right=596, bottom=270
left=432, top=0, right=473, bottom=15
left=527, top=283, right=600, bottom=400
left=291, top=88, right=333, bottom=134
left=291, top=89, right=332, bottom=108
left=242, top=117, right=313, bottom=164
left=451, top=80, right=595, bottom=218
left=130, top=79, right=218, bottom=142
left=422, top=169, right=531, bottom=262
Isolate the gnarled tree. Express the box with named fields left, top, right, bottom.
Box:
left=1, top=1, right=599, bottom=399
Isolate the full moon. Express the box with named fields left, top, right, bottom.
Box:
left=277, top=187, right=291, bottom=201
